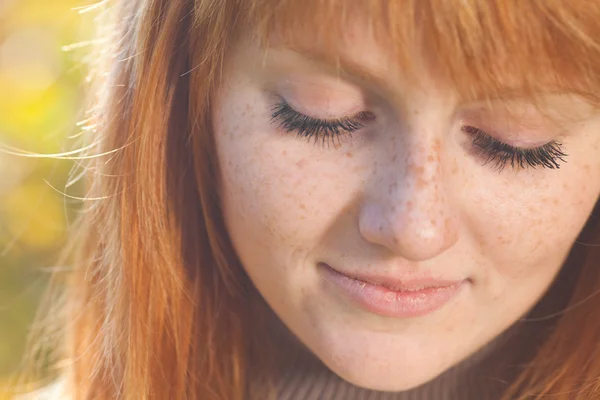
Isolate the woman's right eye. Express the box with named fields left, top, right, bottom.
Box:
left=270, top=100, right=374, bottom=148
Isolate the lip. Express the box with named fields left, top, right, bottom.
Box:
left=319, top=263, right=467, bottom=318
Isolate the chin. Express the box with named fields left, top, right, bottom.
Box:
left=307, top=331, right=452, bottom=392
left=325, top=357, right=446, bottom=392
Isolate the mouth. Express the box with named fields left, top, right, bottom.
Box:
left=319, top=263, right=468, bottom=318
left=325, top=264, right=465, bottom=291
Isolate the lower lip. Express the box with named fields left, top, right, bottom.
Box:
left=320, top=264, right=466, bottom=318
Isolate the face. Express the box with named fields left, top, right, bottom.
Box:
left=212, top=24, right=600, bottom=391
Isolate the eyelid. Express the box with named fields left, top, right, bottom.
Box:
left=273, top=93, right=374, bottom=122
left=458, top=117, right=555, bottom=149
left=274, top=78, right=369, bottom=117
left=463, top=125, right=568, bottom=171
left=270, top=99, right=374, bottom=144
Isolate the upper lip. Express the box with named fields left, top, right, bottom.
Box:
left=324, top=263, right=466, bottom=291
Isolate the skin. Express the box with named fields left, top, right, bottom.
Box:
left=211, top=26, right=600, bottom=391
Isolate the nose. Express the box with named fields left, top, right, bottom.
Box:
left=358, top=137, right=459, bottom=261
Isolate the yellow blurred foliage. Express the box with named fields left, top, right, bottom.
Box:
left=2, top=182, right=66, bottom=250
left=0, top=0, right=94, bottom=388
left=0, top=80, right=76, bottom=153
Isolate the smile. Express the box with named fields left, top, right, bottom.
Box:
left=319, top=263, right=468, bottom=318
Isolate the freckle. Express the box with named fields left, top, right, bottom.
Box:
left=392, top=155, right=398, bottom=162
left=296, top=158, right=307, bottom=168
left=282, top=150, right=287, bottom=156
left=379, top=225, right=383, bottom=232
left=346, top=152, right=353, bottom=158
left=406, top=201, right=413, bottom=211
left=300, top=203, right=307, bottom=210
left=427, top=154, right=435, bottom=162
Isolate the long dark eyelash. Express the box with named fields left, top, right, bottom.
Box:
left=463, top=126, right=568, bottom=171
left=270, top=101, right=368, bottom=148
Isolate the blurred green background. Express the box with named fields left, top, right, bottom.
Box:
left=0, top=0, right=92, bottom=396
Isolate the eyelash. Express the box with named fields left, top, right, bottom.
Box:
left=271, top=101, right=371, bottom=148
left=270, top=100, right=568, bottom=171
left=462, top=126, right=567, bottom=171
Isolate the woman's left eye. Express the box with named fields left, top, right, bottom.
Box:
left=462, top=126, right=568, bottom=171
left=270, top=100, right=373, bottom=148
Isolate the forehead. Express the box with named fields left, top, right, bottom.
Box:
left=238, top=0, right=600, bottom=106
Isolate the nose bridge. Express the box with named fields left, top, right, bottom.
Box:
left=359, top=132, right=458, bottom=260
left=404, top=139, right=441, bottom=194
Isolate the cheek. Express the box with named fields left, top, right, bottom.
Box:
left=213, top=90, right=355, bottom=264
left=466, top=167, right=600, bottom=285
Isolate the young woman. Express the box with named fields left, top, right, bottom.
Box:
left=22, top=0, right=600, bottom=399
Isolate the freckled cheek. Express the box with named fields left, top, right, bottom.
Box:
left=213, top=97, right=320, bottom=253
left=475, top=184, right=592, bottom=280
left=219, top=144, right=326, bottom=247
left=214, top=97, right=365, bottom=250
